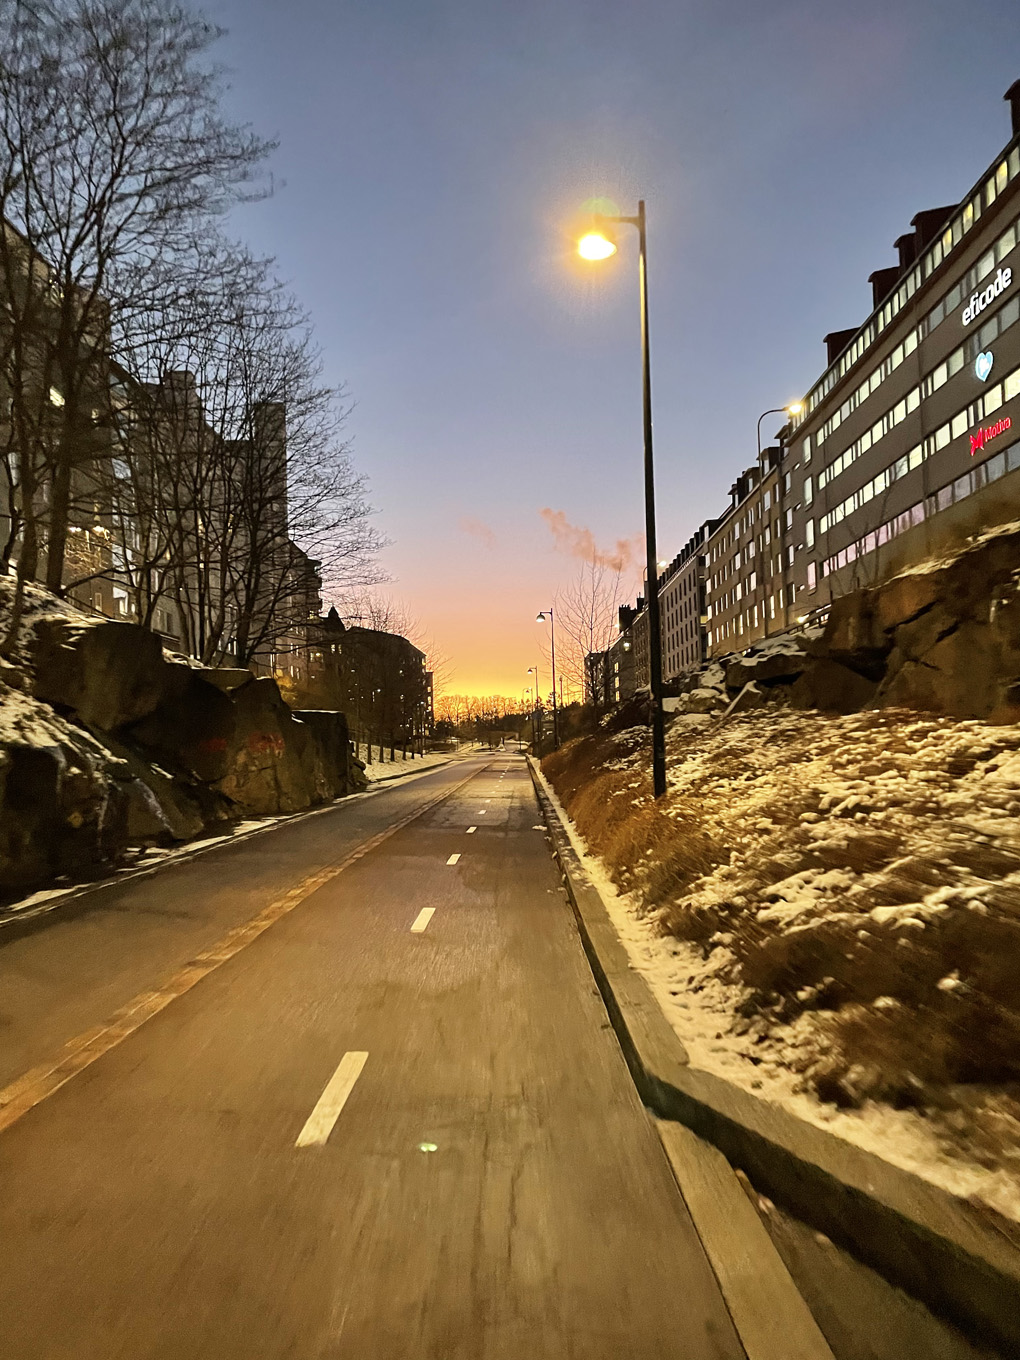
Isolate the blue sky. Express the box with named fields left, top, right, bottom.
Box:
left=205, top=0, right=1020, bottom=693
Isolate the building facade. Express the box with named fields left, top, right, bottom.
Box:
left=659, top=520, right=716, bottom=679
left=785, top=82, right=1020, bottom=619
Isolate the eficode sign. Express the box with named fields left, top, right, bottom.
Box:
left=963, top=267, right=1013, bottom=325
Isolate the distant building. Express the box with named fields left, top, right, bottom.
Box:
left=704, top=449, right=791, bottom=657
left=319, top=610, right=431, bottom=755
left=659, top=520, right=716, bottom=677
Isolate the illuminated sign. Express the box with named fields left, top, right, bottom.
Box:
left=975, top=350, right=994, bottom=382
left=963, top=267, right=1013, bottom=325
left=970, top=416, right=1012, bottom=457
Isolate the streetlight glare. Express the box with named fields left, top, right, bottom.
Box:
left=786, top=401, right=804, bottom=416
left=578, top=231, right=617, bottom=261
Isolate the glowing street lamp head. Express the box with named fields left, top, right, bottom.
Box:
left=786, top=401, right=804, bottom=417
left=578, top=230, right=617, bottom=261
left=536, top=611, right=548, bottom=623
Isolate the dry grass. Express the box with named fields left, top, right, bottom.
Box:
left=543, top=705, right=1020, bottom=1171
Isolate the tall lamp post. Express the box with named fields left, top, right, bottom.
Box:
left=578, top=202, right=665, bottom=797
left=536, top=608, right=558, bottom=746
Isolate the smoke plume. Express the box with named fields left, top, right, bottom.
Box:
left=539, top=508, right=641, bottom=573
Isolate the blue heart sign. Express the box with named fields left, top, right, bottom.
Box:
left=975, top=350, right=995, bottom=382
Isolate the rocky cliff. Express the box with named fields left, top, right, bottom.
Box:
left=673, top=519, right=1020, bottom=723
left=0, top=582, right=365, bottom=902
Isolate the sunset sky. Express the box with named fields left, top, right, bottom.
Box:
left=206, top=0, right=1020, bottom=697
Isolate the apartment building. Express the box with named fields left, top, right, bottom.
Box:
left=659, top=520, right=716, bottom=679
left=703, top=445, right=797, bottom=656
left=785, top=81, right=1020, bottom=616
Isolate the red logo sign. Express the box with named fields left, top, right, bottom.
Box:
left=971, top=416, right=1012, bottom=457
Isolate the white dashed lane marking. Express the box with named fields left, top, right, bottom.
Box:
left=296, top=1052, right=368, bottom=1148
left=410, top=907, right=435, bottom=933
left=446, top=853, right=461, bottom=865
left=466, top=827, right=477, bottom=834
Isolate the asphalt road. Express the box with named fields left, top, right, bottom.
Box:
left=0, top=754, right=747, bottom=1359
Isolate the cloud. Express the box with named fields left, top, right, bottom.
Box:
left=539, top=508, right=641, bottom=573
left=459, top=515, right=497, bottom=549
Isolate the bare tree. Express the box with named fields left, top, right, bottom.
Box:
left=0, top=0, right=272, bottom=636
left=553, top=556, right=625, bottom=711
left=89, top=241, right=383, bottom=667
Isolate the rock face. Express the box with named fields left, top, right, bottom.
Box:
left=216, top=678, right=319, bottom=815
left=0, top=601, right=362, bottom=903
left=33, top=620, right=167, bottom=730
left=0, top=734, right=114, bottom=891
left=668, top=522, right=1020, bottom=724
left=128, top=664, right=237, bottom=783
left=828, top=523, right=1020, bottom=720
left=294, top=710, right=364, bottom=797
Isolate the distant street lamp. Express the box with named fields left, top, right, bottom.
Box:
left=757, top=402, right=803, bottom=458
left=536, top=609, right=558, bottom=745
left=577, top=200, right=665, bottom=797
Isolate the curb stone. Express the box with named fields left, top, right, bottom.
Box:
left=527, top=757, right=1020, bottom=1355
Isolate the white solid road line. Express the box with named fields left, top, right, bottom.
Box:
left=446, top=853, right=461, bottom=865
left=410, top=907, right=435, bottom=933
left=295, top=1052, right=368, bottom=1149
left=466, top=826, right=477, bottom=834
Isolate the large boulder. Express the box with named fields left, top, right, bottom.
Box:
left=878, top=622, right=1001, bottom=718
left=32, top=619, right=166, bottom=730
left=0, top=735, right=122, bottom=893
left=822, top=593, right=890, bottom=677
left=789, top=658, right=878, bottom=713
left=724, top=681, right=767, bottom=716
left=214, top=677, right=318, bottom=815
left=686, top=685, right=728, bottom=714
left=292, top=709, right=357, bottom=800
left=724, top=648, right=809, bottom=689
left=127, top=662, right=236, bottom=782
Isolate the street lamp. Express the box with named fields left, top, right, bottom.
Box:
left=577, top=200, right=666, bottom=798
left=757, top=402, right=803, bottom=458
left=536, top=608, right=558, bottom=746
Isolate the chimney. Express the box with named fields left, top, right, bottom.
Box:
left=868, top=266, right=900, bottom=309
left=911, top=206, right=956, bottom=249
left=1006, top=79, right=1020, bottom=138
left=824, top=328, right=857, bottom=366
left=895, top=232, right=917, bottom=271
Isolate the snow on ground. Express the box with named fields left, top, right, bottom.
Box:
left=360, top=750, right=458, bottom=781
left=540, top=708, right=1020, bottom=1222
left=359, top=742, right=505, bottom=782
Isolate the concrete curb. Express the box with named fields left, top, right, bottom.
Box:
left=527, top=757, right=1020, bottom=1355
